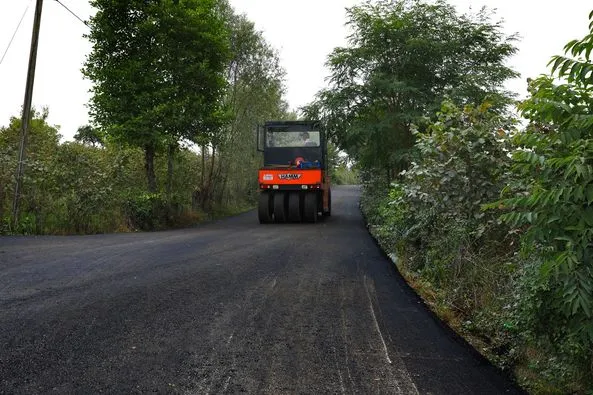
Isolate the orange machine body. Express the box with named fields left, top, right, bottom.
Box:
left=258, top=168, right=323, bottom=187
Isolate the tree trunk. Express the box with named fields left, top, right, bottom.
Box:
left=201, top=146, right=217, bottom=210
left=166, top=144, right=175, bottom=198
left=214, top=151, right=228, bottom=203
left=193, top=145, right=206, bottom=210
left=208, top=145, right=216, bottom=190
left=219, top=173, right=228, bottom=206
left=0, top=183, right=4, bottom=220
left=201, top=144, right=206, bottom=188
left=144, top=144, right=157, bottom=193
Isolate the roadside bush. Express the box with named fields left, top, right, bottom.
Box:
left=488, top=24, right=593, bottom=387
left=0, top=110, right=62, bottom=234
left=333, top=163, right=360, bottom=185
left=52, top=142, right=120, bottom=233
left=363, top=100, right=522, bottom=370
left=124, top=193, right=165, bottom=231
left=124, top=192, right=197, bottom=231
left=394, top=100, right=516, bottom=288
left=359, top=7, right=593, bottom=395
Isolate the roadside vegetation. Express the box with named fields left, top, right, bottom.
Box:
left=307, top=0, right=593, bottom=393
left=0, top=0, right=354, bottom=234
left=2, top=0, right=590, bottom=391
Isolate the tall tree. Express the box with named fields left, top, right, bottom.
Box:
left=74, top=125, right=103, bottom=147
left=83, top=0, right=229, bottom=192
left=193, top=6, right=289, bottom=209
left=306, top=0, right=518, bottom=176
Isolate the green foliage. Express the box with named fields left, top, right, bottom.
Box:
left=202, top=7, right=290, bottom=210
left=333, top=3, right=593, bottom=392
left=1, top=3, right=289, bottom=235
left=123, top=192, right=192, bottom=231
left=74, top=125, right=104, bottom=147
left=51, top=142, right=119, bottom=233
left=399, top=101, right=515, bottom=240
left=345, top=6, right=521, bottom=356
left=332, top=162, right=360, bottom=185
left=306, top=0, right=518, bottom=174
left=361, top=100, right=522, bottom=377
left=83, top=0, right=230, bottom=192
left=326, top=140, right=358, bottom=185
left=488, top=14, right=593, bottom=386
left=0, top=109, right=62, bottom=233
left=390, top=101, right=516, bottom=305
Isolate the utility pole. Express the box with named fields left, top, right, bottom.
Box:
left=12, top=0, right=44, bottom=228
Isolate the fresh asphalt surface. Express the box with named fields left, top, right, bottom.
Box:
left=0, top=186, right=523, bottom=394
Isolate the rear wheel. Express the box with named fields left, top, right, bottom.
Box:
left=273, top=192, right=288, bottom=223
left=303, top=192, right=318, bottom=223
left=258, top=192, right=273, bottom=223
left=288, top=192, right=302, bottom=222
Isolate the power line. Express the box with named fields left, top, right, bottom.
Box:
left=0, top=1, right=32, bottom=66
left=54, top=0, right=88, bottom=27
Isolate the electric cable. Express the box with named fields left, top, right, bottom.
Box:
left=54, top=0, right=88, bottom=27
left=0, top=1, right=32, bottom=66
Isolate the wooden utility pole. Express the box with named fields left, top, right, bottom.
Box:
left=12, top=0, right=44, bottom=228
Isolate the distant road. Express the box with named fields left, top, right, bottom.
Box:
left=0, top=186, right=522, bottom=394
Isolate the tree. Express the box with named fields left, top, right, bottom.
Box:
left=83, top=0, right=229, bottom=192
left=306, top=0, right=518, bottom=177
left=74, top=125, right=103, bottom=147
left=192, top=6, right=289, bottom=210
left=0, top=108, right=61, bottom=231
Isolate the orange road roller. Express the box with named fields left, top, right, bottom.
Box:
left=257, top=120, right=331, bottom=223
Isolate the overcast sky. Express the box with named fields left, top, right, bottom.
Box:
left=0, top=1, right=591, bottom=141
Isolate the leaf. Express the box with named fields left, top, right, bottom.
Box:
left=559, top=58, right=573, bottom=77
left=569, top=62, right=583, bottom=83
left=578, top=64, right=592, bottom=85
left=549, top=55, right=565, bottom=74
left=586, top=184, right=593, bottom=204
left=526, top=212, right=533, bottom=223
left=583, top=207, right=593, bottom=227
left=554, top=235, right=575, bottom=244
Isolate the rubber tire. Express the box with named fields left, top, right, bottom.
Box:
left=258, top=192, right=273, bottom=224
left=273, top=192, right=288, bottom=223
left=303, top=192, right=318, bottom=223
left=288, top=192, right=302, bottom=222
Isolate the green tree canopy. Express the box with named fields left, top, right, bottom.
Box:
left=74, top=125, right=104, bottom=147
left=306, top=0, right=518, bottom=175
left=83, top=0, right=229, bottom=192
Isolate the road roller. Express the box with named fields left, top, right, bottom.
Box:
left=257, top=120, right=331, bottom=223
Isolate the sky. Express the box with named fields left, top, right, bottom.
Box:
left=0, top=0, right=591, bottom=141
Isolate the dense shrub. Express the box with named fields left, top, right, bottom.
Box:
left=488, top=26, right=593, bottom=386
left=363, top=12, right=593, bottom=391
left=1, top=113, right=228, bottom=234
left=362, top=101, right=521, bottom=363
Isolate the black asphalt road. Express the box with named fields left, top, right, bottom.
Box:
left=0, top=186, right=522, bottom=394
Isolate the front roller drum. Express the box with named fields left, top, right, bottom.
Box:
left=258, top=192, right=273, bottom=224
left=273, top=192, right=288, bottom=223
left=303, top=192, right=318, bottom=223
left=288, top=192, right=302, bottom=222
